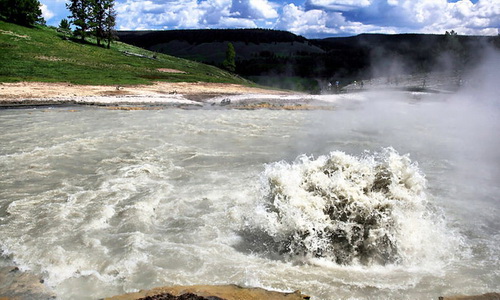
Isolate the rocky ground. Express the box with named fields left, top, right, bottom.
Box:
left=105, top=284, right=310, bottom=300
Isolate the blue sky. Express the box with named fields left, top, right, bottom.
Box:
left=40, top=0, right=499, bottom=38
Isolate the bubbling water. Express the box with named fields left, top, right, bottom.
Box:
left=244, top=147, right=456, bottom=267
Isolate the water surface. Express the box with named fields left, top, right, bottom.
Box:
left=0, top=91, right=498, bottom=299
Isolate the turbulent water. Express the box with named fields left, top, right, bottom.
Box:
left=0, top=90, right=499, bottom=299
left=253, top=147, right=430, bottom=266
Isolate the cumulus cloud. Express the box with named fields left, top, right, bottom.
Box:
left=40, top=3, right=55, bottom=20
left=417, top=0, right=500, bottom=35
left=116, top=0, right=278, bottom=30
left=297, top=0, right=500, bottom=37
left=275, top=3, right=385, bottom=37
left=306, top=0, right=372, bottom=11
left=231, top=0, right=279, bottom=19
left=40, top=0, right=499, bottom=37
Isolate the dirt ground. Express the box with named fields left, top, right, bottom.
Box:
left=0, top=81, right=288, bottom=101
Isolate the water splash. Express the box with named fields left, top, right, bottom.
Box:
left=245, top=147, right=454, bottom=266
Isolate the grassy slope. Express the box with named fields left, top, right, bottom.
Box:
left=0, top=21, right=251, bottom=86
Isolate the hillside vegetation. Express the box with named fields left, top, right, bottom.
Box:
left=118, top=29, right=500, bottom=93
left=0, top=21, right=251, bottom=86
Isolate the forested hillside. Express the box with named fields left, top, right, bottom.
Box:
left=118, top=29, right=500, bottom=93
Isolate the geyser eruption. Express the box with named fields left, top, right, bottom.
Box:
left=250, top=147, right=437, bottom=265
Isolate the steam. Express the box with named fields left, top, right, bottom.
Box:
left=363, top=35, right=500, bottom=94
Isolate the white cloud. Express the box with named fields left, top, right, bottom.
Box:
left=413, top=0, right=499, bottom=35
left=219, top=17, right=258, bottom=27
left=296, top=0, right=500, bottom=36
left=230, top=0, right=279, bottom=19
left=116, top=0, right=277, bottom=30
left=306, top=0, right=372, bottom=11
left=78, top=0, right=500, bottom=36
left=400, top=0, right=448, bottom=24
left=40, top=3, right=55, bottom=20
left=117, top=0, right=214, bottom=29
left=275, top=3, right=383, bottom=37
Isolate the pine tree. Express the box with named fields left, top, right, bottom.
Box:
left=222, top=42, right=236, bottom=72
left=90, top=0, right=116, bottom=47
left=67, top=0, right=115, bottom=47
left=103, top=0, right=117, bottom=49
left=59, top=18, right=70, bottom=30
left=67, top=0, right=90, bottom=41
left=89, top=0, right=105, bottom=46
left=0, top=0, right=44, bottom=27
left=58, top=18, right=71, bottom=33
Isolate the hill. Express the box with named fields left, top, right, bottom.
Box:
left=0, top=21, right=250, bottom=86
left=117, top=29, right=500, bottom=93
left=117, top=29, right=325, bottom=92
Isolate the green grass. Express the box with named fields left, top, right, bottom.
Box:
left=248, top=75, right=321, bottom=94
left=0, top=21, right=253, bottom=86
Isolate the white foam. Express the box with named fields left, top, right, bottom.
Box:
left=248, top=147, right=461, bottom=268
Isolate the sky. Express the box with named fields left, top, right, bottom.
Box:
left=40, top=0, right=499, bottom=38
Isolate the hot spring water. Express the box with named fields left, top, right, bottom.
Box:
left=0, top=91, right=498, bottom=299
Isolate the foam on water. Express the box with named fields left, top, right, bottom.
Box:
left=0, top=104, right=497, bottom=299
left=243, top=147, right=461, bottom=269
left=0, top=136, right=176, bottom=289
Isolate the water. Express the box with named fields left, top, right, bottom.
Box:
left=0, top=90, right=499, bottom=299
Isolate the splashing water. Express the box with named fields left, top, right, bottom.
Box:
left=0, top=101, right=496, bottom=299
left=244, top=147, right=457, bottom=267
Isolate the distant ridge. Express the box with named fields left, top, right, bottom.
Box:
left=117, top=29, right=499, bottom=93
left=118, top=28, right=307, bottom=47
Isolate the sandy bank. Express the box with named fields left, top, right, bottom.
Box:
left=0, top=80, right=437, bottom=109
left=0, top=81, right=292, bottom=107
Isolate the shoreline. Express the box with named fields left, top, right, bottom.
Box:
left=0, top=81, right=340, bottom=111
left=0, top=80, right=453, bottom=110
left=0, top=81, right=378, bottom=110
left=1, top=265, right=498, bottom=300
left=0, top=81, right=295, bottom=108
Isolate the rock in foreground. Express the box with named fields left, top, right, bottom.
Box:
left=0, top=266, right=55, bottom=300
left=105, top=284, right=310, bottom=300
left=439, top=293, right=500, bottom=300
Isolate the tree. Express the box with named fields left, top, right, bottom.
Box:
left=89, top=0, right=105, bottom=46
left=0, top=0, right=44, bottom=27
left=89, top=0, right=115, bottom=47
left=222, top=42, right=236, bottom=72
left=67, top=0, right=91, bottom=41
left=67, top=0, right=116, bottom=47
left=103, top=0, right=117, bottom=48
left=58, top=18, right=71, bottom=33
left=441, top=30, right=466, bottom=72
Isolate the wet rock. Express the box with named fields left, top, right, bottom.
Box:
left=137, top=292, right=223, bottom=300
left=439, top=293, right=500, bottom=300
left=105, top=284, right=310, bottom=300
left=0, top=266, right=55, bottom=300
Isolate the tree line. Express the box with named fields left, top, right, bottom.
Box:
left=117, top=28, right=307, bottom=48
